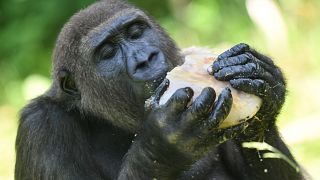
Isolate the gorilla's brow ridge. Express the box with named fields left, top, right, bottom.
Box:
left=80, top=9, right=149, bottom=53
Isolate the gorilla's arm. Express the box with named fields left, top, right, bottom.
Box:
left=118, top=85, right=241, bottom=179
left=15, top=97, right=103, bottom=180
left=212, top=43, right=304, bottom=179
left=16, top=92, right=237, bottom=180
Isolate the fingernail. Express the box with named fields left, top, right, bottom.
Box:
left=207, top=65, right=213, bottom=75
left=184, top=87, right=193, bottom=95
left=225, top=87, right=231, bottom=92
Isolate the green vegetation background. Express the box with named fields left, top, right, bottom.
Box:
left=1, top=0, right=319, bottom=179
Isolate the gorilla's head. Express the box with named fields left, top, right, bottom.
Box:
left=51, top=0, right=183, bottom=131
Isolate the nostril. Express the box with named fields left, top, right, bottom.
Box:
left=136, top=61, right=149, bottom=71
left=148, top=52, right=158, bottom=63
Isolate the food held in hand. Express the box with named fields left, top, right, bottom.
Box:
left=159, top=47, right=262, bottom=128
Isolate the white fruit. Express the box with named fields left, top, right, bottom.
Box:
left=159, top=47, right=262, bottom=128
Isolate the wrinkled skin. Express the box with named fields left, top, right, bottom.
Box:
left=212, top=43, right=287, bottom=141
left=15, top=0, right=304, bottom=180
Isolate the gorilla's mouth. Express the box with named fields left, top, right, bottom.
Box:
left=144, top=71, right=167, bottom=98
left=146, top=53, right=185, bottom=94
left=143, top=60, right=180, bottom=101
left=143, top=51, right=185, bottom=101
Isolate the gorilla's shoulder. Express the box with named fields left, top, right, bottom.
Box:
left=19, top=96, right=76, bottom=129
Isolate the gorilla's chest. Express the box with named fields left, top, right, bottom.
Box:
left=88, top=125, right=133, bottom=178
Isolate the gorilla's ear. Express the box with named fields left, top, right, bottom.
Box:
left=58, top=70, right=79, bottom=96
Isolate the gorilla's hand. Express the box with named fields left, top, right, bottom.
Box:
left=212, top=43, right=286, bottom=140
left=143, top=79, right=247, bottom=161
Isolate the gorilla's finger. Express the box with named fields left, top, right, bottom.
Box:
left=165, top=87, right=194, bottom=114
left=213, top=63, right=274, bottom=83
left=229, top=78, right=270, bottom=97
left=246, top=52, right=285, bottom=85
left=180, top=87, right=216, bottom=126
left=215, top=52, right=280, bottom=87
left=207, top=88, right=233, bottom=128
left=153, top=79, right=170, bottom=103
left=245, top=53, right=280, bottom=77
left=145, top=79, right=170, bottom=111
left=212, top=53, right=250, bottom=73
left=246, top=48, right=276, bottom=67
left=217, top=43, right=250, bottom=61
left=191, top=87, right=216, bottom=116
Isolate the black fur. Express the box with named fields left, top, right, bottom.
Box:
left=15, top=0, right=304, bottom=179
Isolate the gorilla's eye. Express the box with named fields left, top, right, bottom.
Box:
left=127, top=23, right=146, bottom=40
left=100, top=43, right=116, bottom=59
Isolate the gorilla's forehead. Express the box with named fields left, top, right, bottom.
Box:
left=79, top=9, right=150, bottom=56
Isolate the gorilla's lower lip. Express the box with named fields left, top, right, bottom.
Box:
left=148, top=60, right=176, bottom=91
left=148, top=71, right=167, bottom=87
left=143, top=71, right=167, bottom=99
left=141, top=58, right=176, bottom=99
left=152, top=61, right=176, bottom=88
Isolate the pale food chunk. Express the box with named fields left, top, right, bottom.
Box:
left=159, top=47, right=262, bottom=128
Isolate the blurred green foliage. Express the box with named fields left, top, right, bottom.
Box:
left=1, top=0, right=320, bottom=179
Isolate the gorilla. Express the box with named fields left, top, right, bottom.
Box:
left=15, top=0, right=305, bottom=179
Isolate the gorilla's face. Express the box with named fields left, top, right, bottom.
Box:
left=93, top=14, right=169, bottom=82
left=70, top=10, right=182, bottom=131
left=88, top=11, right=173, bottom=98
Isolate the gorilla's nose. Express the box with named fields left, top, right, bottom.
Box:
left=127, top=49, right=159, bottom=76
left=134, top=52, right=158, bottom=73
left=127, top=48, right=167, bottom=81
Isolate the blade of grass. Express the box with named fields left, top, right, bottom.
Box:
left=242, top=142, right=300, bottom=173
